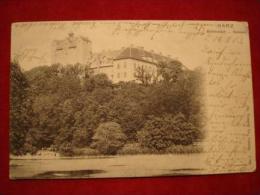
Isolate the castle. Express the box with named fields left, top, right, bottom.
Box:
left=52, top=32, right=92, bottom=66
left=52, top=33, right=181, bottom=83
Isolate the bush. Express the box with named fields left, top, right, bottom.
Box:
left=170, top=114, right=202, bottom=145
left=23, top=143, right=37, bottom=155
left=137, top=117, right=173, bottom=151
left=58, top=142, right=74, bottom=156
left=91, top=122, right=127, bottom=155
left=72, top=147, right=100, bottom=156
left=84, top=73, right=112, bottom=92
left=117, top=143, right=151, bottom=155
left=137, top=114, right=202, bottom=152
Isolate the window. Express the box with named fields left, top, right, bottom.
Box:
left=117, top=64, right=120, bottom=69
left=124, top=62, right=127, bottom=68
left=124, top=72, right=127, bottom=78
left=134, top=63, right=136, bottom=69
left=68, top=46, right=77, bottom=49
left=117, top=73, right=120, bottom=78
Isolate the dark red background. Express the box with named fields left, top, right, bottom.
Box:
left=0, top=0, right=259, bottom=194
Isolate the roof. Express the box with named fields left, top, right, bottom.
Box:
left=80, top=36, right=91, bottom=43
left=53, top=33, right=91, bottom=49
left=114, top=47, right=173, bottom=65
left=90, top=65, right=113, bottom=69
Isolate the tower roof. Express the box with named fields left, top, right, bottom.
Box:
left=80, top=36, right=91, bottom=43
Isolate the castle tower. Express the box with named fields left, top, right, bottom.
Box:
left=51, top=33, right=92, bottom=66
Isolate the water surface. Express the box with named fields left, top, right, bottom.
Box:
left=10, top=154, right=204, bottom=179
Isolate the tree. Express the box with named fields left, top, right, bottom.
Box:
left=72, top=128, right=91, bottom=147
left=157, top=60, right=183, bottom=84
left=142, top=65, right=204, bottom=122
left=137, top=116, right=174, bottom=151
left=181, top=67, right=205, bottom=128
left=23, top=128, right=42, bottom=154
left=84, top=73, right=112, bottom=92
left=54, top=127, right=73, bottom=156
left=90, top=87, right=114, bottom=105
left=165, top=113, right=202, bottom=145
left=10, top=62, right=31, bottom=155
left=25, top=64, right=82, bottom=99
left=91, top=122, right=127, bottom=154
left=59, top=63, right=84, bottom=77
left=22, top=64, right=84, bottom=153
left=108, top=94, right=145, bottom=141
left=25, top=64, right=60, bottom=95
left=142, top=82, right=181, bottom=116
left=134, top=65, right=153, bottom=86
left=59, top=98, right=83, bottom=128
left=79, top=96, right=105, bottom=136
left=31, top=94, right=61, bottom=147
left=10, top=58, right=204, bottom=156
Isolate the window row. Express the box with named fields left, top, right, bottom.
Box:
left=117, top=63, right=127, bottom=69
left=116, top=62, right=154, bottom=70
left=110, top=72, right=128, bottom=79
left=56, top=46, right=77, bottom=51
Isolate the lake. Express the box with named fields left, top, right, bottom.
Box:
left=10, top=154, right=205, bottom=179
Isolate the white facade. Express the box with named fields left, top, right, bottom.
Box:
left=90, top=58, right=158, bottom=83
left=112, top=59, right=157, bottom=83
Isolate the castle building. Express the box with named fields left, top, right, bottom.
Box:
left=52, top=33, right=182, bottom=83
left=52, top=33, right=92, bottom=65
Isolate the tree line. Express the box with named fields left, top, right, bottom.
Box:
left=10, top=60, right=205, bottom=156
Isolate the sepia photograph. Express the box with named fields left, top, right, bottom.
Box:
left=9, top=21, right=255, bottom=179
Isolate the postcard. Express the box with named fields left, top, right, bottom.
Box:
left=9, top=20, right=255, bottom=179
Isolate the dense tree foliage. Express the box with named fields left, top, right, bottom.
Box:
left=91, top=122, right=126, bottom=154
left=138, top=113, right=202, bottom=152
left=10, top=60, right=205, bottom=156
left=10, top=62, right=31, bottom=155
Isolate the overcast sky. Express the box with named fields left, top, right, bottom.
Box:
left=11, top=21, right=204, bottom=71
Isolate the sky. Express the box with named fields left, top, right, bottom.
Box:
left=11, top=21, right=204, bottom=71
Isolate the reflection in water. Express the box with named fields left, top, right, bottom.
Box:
left=10, top=154, right=204, bottom=179
left=32, top=170, right=106, bottom=179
